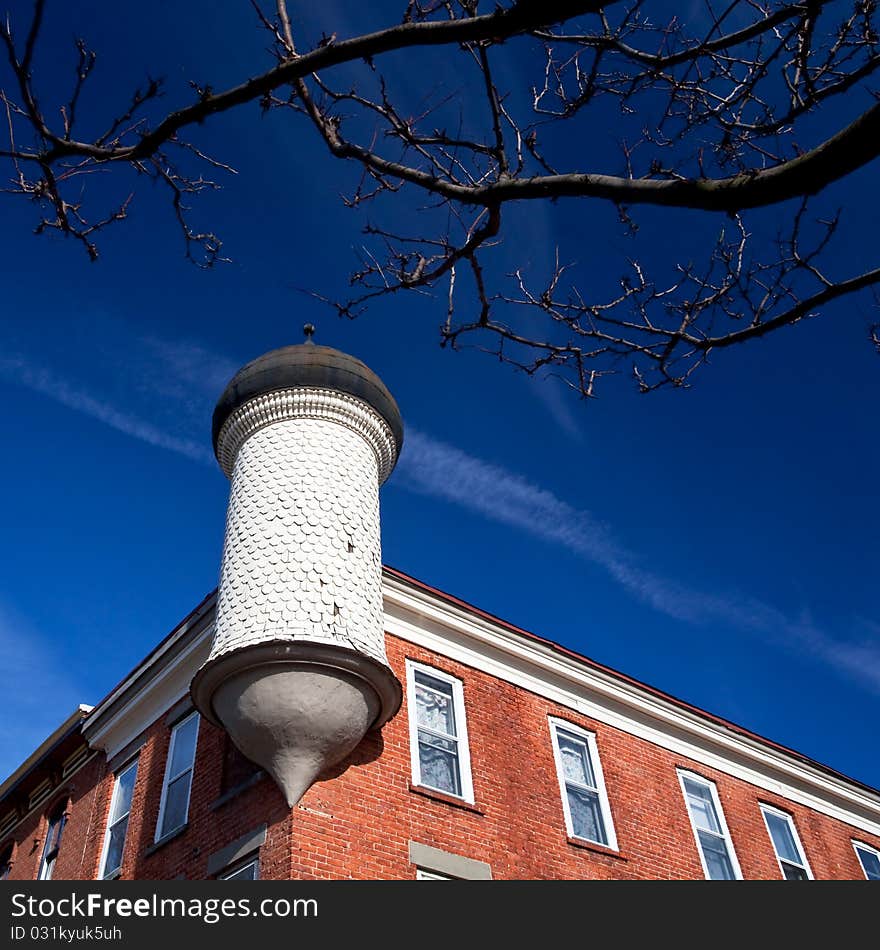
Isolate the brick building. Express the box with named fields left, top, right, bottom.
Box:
left=2, top=568, right=880, bottom=882
left=2, top=340, right=879, bottom=882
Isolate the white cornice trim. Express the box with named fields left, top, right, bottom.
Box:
left=76, top=571, right=880, bottom=839
left=82, top=600, right=215, bottom=760
left=381, top=575, right=880, bottom=838
left=82, top=594, right=216, bottom=738
left=216, top=388, right=398, bottom=482
left=0, top=705, right=93, bottom=803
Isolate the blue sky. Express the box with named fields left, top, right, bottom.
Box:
left=1, top=1, right=878, bottom=792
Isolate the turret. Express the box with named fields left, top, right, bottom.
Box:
left=191, top=328, right=403, bottom=806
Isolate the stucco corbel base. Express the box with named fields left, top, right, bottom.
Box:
left=191, top=641, right=401, bottom=807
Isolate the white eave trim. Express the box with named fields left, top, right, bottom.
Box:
left=82, top=594, right=216, bottom=757
left=83, top=591, right=217, bottom=759
left=381, top=574, right=880, bottom=838
left=0, top=705, right=93, bottom=802
left=74, top=571, right=880, bottom=839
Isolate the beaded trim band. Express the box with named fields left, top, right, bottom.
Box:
left=215, top=387, right=400, bottom=483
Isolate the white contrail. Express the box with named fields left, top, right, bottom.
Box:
left=396, top=429, right=880, bottom=693
left=0, top=603, right=87, bottom=781
left=1, top=355, right=215, bottom=466
left=5, top=342, right=878, bottom=694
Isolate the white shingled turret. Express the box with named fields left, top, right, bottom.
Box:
left=191, top=327, right=403, bottom=807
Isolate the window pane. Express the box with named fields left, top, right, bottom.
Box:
left=45, top=812, right=65, bottom=853
left=765, top=812, right=801, bottom=865
left=160, top=772, right=191, bottom=836
left=683, top=779, right=722, bottom=834
left=856, top=847, right=880, bottom=880
left=40, top=811, right=66, bottom=879
left=415, top=675, right=456, bottom=736
left=557, top=732, right=596, bottom=788
left=222, top=861, right=258, bottom=881
left=567, top=786, right=607, bottom=845
left=110, top=763, right=138, bottom=825
left=418, top=733, right=461, bottom=795
left=169, top=716, right=199, bottom=778
left=698, top=829, right=736, bottom=880
left=781, top=862, right=809, bottom=881
left=103, top=817, right=129, bottom=877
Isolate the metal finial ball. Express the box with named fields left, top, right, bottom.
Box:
left=303, top=323, right=316, bottom=342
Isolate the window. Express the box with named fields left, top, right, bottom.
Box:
left=156, top=712, right=199, bottom=841
left=39, top=804, right=67, bottom=880
left=760, top=805, right=812, bottom=880
left=408, top=840, right=492, bottom=880
left=406, top=661, right=474, bottom=802
left=549, top=719, right=618, bottom=850
left=220, top=858, right=259, bottom=881
left=678, top=771, right=742, bottom=880
left=0, top=842, right=12, bottom=880
left=206, top=825, right=267, bottom=878
left=99, top=758, right=139, bottom=879
left=220, top=732, right=260, bottom=795
left=853, top=841, right=880, bottom=880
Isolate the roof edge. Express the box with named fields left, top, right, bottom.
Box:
left=0, top=705, right=93, bottom=805
left=382, top=565, right=880, bottom=801
left=8, top=567, right=877, bottom=818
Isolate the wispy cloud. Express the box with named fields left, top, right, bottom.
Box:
left=136, top=337, right=239, bottom=421
left=0, top=603, right=88, bottom=782
left=5, top=336, right=878, bottom=695
left=396, top=429, right=880, bottom=694
left=396, top=428, right=628, bottom=568
left=0, top=354, right=215, bottom=466
left=530, top=374, right=585, bottom=442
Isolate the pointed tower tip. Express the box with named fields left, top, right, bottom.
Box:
left=208, top=661, right=384, bottom=809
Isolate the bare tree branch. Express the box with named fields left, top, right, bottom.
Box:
left=2, top=0, right=879, bottom=395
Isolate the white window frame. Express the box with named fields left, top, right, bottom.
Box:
left=219, top=857, right=259, bottom=881
left=99, top=757, right=139, bottom=879
left=406, top=660, right=474, bottom=804
left=760, top=804, right=813, bottom=880
left=155, top=711, right=199, bottom=842
left=415, top=869, right=455, bottom=880
left=677, top=770, right=743, bottom=880
left=38, top=805, right=67, bottom=881
left=549, top=718, right=618, bottom=851
left=0, top=843, right=13, bottom=880
left=853, top=840, right=880, bottom=880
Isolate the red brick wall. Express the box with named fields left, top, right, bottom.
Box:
left=97, top=709, right=292, bottom=881
left=2, top=754, right=106, bottom=881
left=3, top=632, right=878, bottom=880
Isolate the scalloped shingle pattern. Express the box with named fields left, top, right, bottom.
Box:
left=209, top=416, right=388, bottom=666
left=215, top=387, right=398, bottom=483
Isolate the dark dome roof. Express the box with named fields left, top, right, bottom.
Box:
left=212, top=344, right=404, bottom=453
